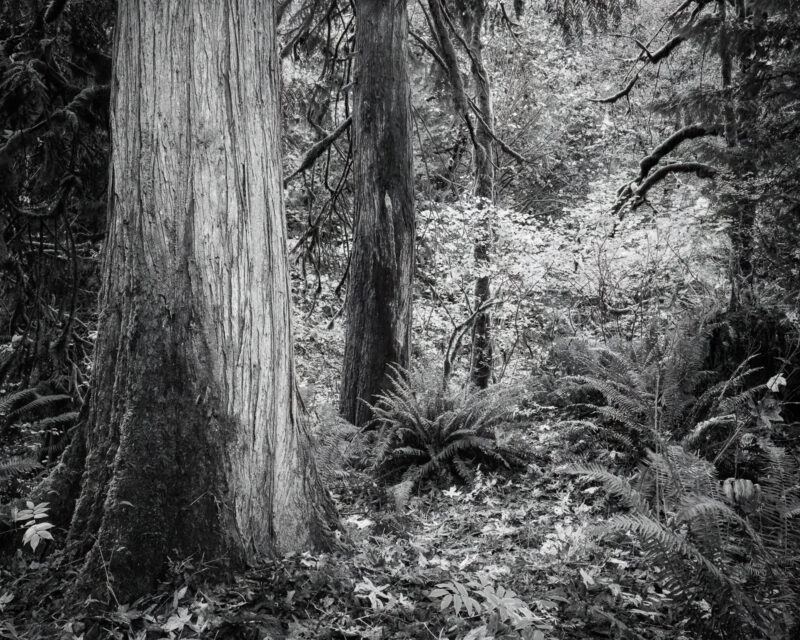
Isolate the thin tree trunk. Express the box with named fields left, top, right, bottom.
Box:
left=466, top=0, right=494, bottom=389
left=341, top=0, right=415, bottom=426
left=719, top=0, right=755, bottom=308
left=63, top=0, right=335, bottom=602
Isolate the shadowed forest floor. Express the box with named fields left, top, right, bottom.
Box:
left=2, top=406, right=695, bottom=640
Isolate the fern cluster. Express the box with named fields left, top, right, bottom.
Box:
left=368, top=369, right=526, bottom=492
left=561, top=441, right=800, bottom=639
left=0, top=385, right=78, bottom=467
left=557, top=333, right=767, bottom=464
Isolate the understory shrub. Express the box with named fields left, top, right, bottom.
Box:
left=561, top=440, right=800, bottom=639
left=554, top=330, right=775, bottom=466
left=368, top=368, right=527, bottom=498
left=0, top=385, right=78, bottom=466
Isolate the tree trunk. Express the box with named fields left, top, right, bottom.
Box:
left=719, top=0, right=755, bottom=308
left=63, top=0, right=335, bottom=602
left=466, top=0, right=494, bottom=389
left=340, top=0, right=415, bottom=426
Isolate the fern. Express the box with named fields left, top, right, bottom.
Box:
left=0, top=456, right=41, bottom=479
left=557, top=334, right=774, bottom=468
left=310, top=407, right=359, bottom=484
left=30, top=411, right=79, bottom=433
left=0, top=386, right=79, bottom=467
left=559, top=419, right=637, bottom=453
left=369, top=368, right=526, bottom=488
left=8, top=394, right=73, bottom=423
left=559, top=461, right=651, bottom=513
left=0, top=388, right=38, bottom=420
left=564, top=441, right=800, bottom=638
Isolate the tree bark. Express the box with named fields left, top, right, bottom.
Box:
left=340, top=0, right=415, bottom=426
left=466, top=0, right=494, bottom=389
left=63, top=0, right=335, bottom=602
left=719, top=0, right=756, bottom=308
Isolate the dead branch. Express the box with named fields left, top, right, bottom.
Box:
left=284, top=116, right=352, bottom=187
left=591, top=1, right=717, bottom=106
left=635, top=34, right=686, bottom=63
left=588, top=75, right=639, bottom=104
left=467, top=98, right=527, bottom=163
left=638, top=123, right=722, bottom=180
left=634, top=161, right=718, bottom=203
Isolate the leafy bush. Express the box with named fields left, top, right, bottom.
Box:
left=368, top=369, right=526, bottom=493
left=429, top=576, right=537, bottom=632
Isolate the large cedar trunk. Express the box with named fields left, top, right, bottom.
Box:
left=340, top=0, right=415, bottom=426
left=62, top=0, right=335, bottom=602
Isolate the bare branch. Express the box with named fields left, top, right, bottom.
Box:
left=634, top=161, right=717, bottom=203
left=284, top=117, right=352, bottom=187
left=467, top=98, right=527, bottom=163
left=409, top=29, right=447, bottom=71
left=638, top=123, right=722, bottom=180
left=635, top=34, right=686, bottom=63
left=589, top=74, right=639, bottom=104
left=443, top=298, right=502, bottom=387
left=592, top=2, right=717, bottom=107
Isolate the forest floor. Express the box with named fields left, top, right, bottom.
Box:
left=1, top=405, right=686, bottom=640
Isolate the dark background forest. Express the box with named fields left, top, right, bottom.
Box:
left=1, top=0, right=799, bottom=638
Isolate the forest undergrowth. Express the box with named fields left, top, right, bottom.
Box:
left=2, top=0, right=800, bottom=638
left=0, top=398, right=716, bottom=640
left=3, top=330, right=799, bottom=640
